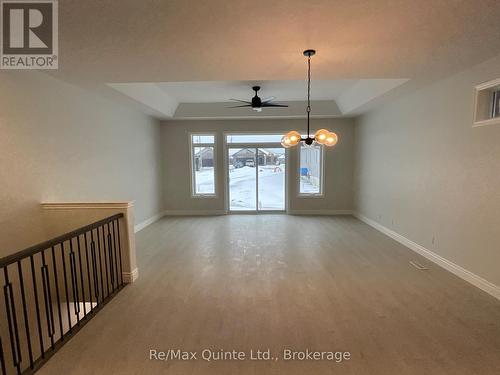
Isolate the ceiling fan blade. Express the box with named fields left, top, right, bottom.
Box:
left=229, top=99, right=252, bottom=104
left=261, top=96, right=276, bottom=103
left=227, top=104, right=253, bottom=108
left=262, top=103, right=289, bottom=108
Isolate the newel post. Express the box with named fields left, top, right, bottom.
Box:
left=40, top=201, right=139, bottom=283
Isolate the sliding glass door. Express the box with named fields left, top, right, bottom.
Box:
left=257, top=148, right=285, bottom=210
left=228, top=145, right=286, bottom=212
left=228, top=148, right=257, bottom=211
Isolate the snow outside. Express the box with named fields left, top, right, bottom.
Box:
left=194, top=147, right=320, bottom=211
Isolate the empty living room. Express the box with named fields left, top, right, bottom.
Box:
left=1, top=1, right=500, bottom=374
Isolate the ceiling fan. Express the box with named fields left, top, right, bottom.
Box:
left=229, top=86, right=288, bottom=112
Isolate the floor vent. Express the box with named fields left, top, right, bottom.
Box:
left=410, top=261, right=429, bottom=270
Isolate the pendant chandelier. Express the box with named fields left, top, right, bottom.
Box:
left=281, top=49, right=338, bottom=148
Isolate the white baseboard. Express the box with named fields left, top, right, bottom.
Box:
left=134, top=212, right=164, bottom=233
left=146, top=209, right=355, bottom=219
left=134, top=209, right=353, bottom=231
left=164, top=209, right=353, bottom=216
left=354, top=212, right=500, bottom=301
left=163, top=210, right=227, bottom=216
left=288, top=209, right=353, bottom=215
left=122, top=268, right=139, bottom=283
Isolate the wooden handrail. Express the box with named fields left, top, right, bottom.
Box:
left=0, top=213, right=124, bottom=268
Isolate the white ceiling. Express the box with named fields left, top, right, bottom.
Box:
left=39, top=0, right=500, bottom=120
left=108, top=79, right=409, bottom=119
left=156, top=80, right=358, bottom=103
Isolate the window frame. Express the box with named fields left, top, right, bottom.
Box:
left=297, top=142, right=325, bottom=198
left=189, top=132, right=217, bottom=198
left=473, top=78, right=500, bottom=127
left=492, top=89, right=499, bottom=119
left=223, top=131, right=290, bottom=213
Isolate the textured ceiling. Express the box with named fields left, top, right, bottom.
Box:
left=36, top=0, right=500, bottom=119
left=54, top=0, right=500, bottom=84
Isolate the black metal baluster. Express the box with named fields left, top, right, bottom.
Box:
left=17, top=260, right=34, bottom=369
left=0, top=213, right=125, bottom=375
left=115, top=219, right=124, bottom=285
left=90, top=231, right=100, bottom=305
left=99, top=226, right=110, bottom=298
left=96, top=228, right=105, bottom=300
left=68, top=239, right=80, bottom=324
left=40, top=251, right=55, bottom=349
left=76, top=235, right=87, bottom=317
left=50, top=246, right=64, bottom=342
left=0, top=336, right=6, bottom=375
left=106, top=223, right=115, bottom=293
left=29, top=255, right=44, bottom=358
left=103, top=224, right=112, bottom=294
left=110, top=221, right=119, bottom=290
left=112, top=220, right=121, bottom=286
left=3, top=267, right=22, bottom=374
left=83, top=232, right=94, bottom=312
left=59, top=242, right=72, bottom=332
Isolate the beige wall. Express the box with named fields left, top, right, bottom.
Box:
left=161, top=118, right=354, bottom=213
left=0, top=71, right=163, bottom=255
left=354, top=54, right=500, bottom=287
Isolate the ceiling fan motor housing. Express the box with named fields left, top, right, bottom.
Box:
left=228, top=84, right=287, bottom=111
left=252, top=86, right=262, bottom=108
left=252, top=97, right=262, bottom=107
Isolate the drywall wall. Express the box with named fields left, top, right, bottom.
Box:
left=354, top=54, right=500, bottom=287
left=161, top=118, right=354, bottom=213
left=0, top=71, right=163, bottom=255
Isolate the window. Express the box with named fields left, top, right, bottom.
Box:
left=473, top=78, right=500, bottom=127
left=191, top=134, right=216, bottom=196
left=298, top=143, right=323, bottom=196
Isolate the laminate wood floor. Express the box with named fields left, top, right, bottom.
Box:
left=38, top=215, right=500, bottom=375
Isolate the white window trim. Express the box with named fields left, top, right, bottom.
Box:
left=297, top=143, right=325, bottom=198
left=189, top=132, right=217, bottom=198
left=473, top=78, right=500, bottom=128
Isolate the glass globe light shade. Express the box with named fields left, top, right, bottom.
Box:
left=281, top=135, right=292, bottom=148
left=286, top=130, right=301, bottom=145
left=314, top=129, right=330, bottom=145
left=281, top=130, right=301, bottom=148
left=324, top=132, right=338, bottom=147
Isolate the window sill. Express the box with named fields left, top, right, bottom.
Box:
left=473, top=117, right=500, bottom=128
left=192, top=195, right=217, bottom=199
left=297, top=194, right=324, bottom=199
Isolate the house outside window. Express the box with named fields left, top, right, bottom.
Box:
left=191, top=134, right=216, bottom=196
left=299, top=143, right=324, bottom=196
